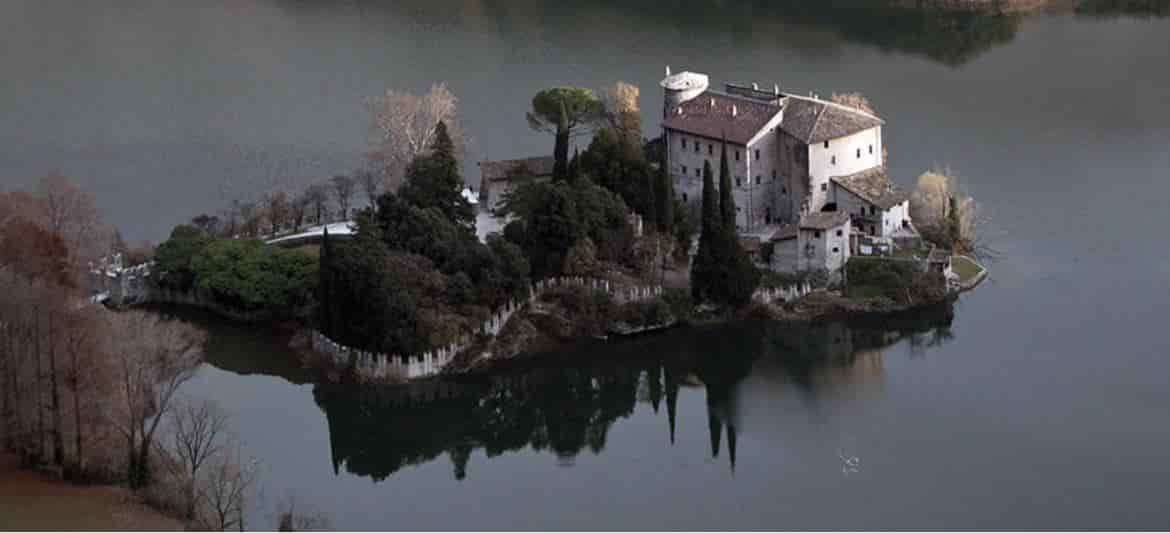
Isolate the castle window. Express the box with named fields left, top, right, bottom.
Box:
left=824, top=140, right=829, bottom=148
left=836, top=229, right=843, bottom=237
left=833, top=247, right=839, bottom=253
left=695, top=168, right=701, bottom=177
left=682, top=165, right=687, bottom=175
left=694, top=142, right=699, bottom=153
left=735, top=150, right=740, bottom=161
left=831, top=155, right=836, bottom=165
left=772, top=169, right=777, bottom=181
left=856, top=148, right=861, bottom=158
left=736, top=178, right=742, bottom=187
left=869, top=145, right=874, bottom=154
left=755, top=175, right=761, bottom=185
left=820, top=183, right=827, bottom=192
left=681, top=138, right=686, bottom=149
left=815, top=231, right=822, bottom=238
left=708, top=144, right=713, bottom=155
left=754, top=149, right=760, bottom=160
left=781, top=186, right=787, bottom=195
left=682, top=193, right=688, bottom=203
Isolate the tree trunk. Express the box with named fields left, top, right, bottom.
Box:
left=34, top=311, right=45, bottom=463
left=553, top=129, right=569, bottom=181
left=48, top=310, right=64, bottom=466
left=72, top=382, right=83, bottom=475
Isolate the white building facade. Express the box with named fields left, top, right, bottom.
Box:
left=661, top=67, right=913, bottom=276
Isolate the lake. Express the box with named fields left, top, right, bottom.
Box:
left=4, top=0, right=1170, bottom=529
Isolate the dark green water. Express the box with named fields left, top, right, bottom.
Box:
left=5, top=1, right=1170, bottom=528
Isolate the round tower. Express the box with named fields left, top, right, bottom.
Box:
left=660, top=67, right=709, bottom=116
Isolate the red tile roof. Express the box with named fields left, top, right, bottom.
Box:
left=663, top=92, right=782, bottom=145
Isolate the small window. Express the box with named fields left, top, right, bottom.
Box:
left=824, top=140, right=829, bottom=148
left=856, top=148, right=861, bottom=158
left=735, top=150, right=741, bottom=161
left=832, top=247, right=839, bottom=253
left=831, top=155, right=836, bottom=165
left=814, top=231, right=822, bottom=238
left=694, top=142, right=699, bottom=153
left=781, top=186, right=787, bottom=195
left=681, top=138, right=687, bottom=149
left=820, top=183, right=827, bottom=192
left=682, top=193, right=688, bottom=203
left=736, top=178, right=742, bottom=187
left=836, top=229, right=843, bottom=237
left=755, top=175, right=761, bottom=185
left=682, top=165, right=687, bottom=175
left=695, top=168, right=701, bottom=177
left=708, top=144, right=713, bottom=155
left=771, top=169, right=777, bottom=181
left=754, top=149, right=760, bottom=160
left=869, top=145, right=874, bottom=155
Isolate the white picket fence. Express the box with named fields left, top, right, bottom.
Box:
left=310, top=276, right=664, bottom=383
left=751, top=281, right=813, bottom=305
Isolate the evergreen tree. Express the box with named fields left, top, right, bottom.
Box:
left=718, top=138, right=735, bottom=231
left=318, top=226, right=333, bottom=336
left=567, top=148, right=581, bottom=183
left=552, top=101, right=570, bottom=181
left=692, top=160, right=720, bottom=302
left=656, top=161, right=674, bottom=233
left=399, top=121, right=475, bottom=231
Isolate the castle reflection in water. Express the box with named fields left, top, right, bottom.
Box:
left=314, top=305, right=955, bottom=482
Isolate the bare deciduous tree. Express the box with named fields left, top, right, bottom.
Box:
left=330, top=175, right=355, bottom=221
left=355, top=169, right=379, bottom=209
left=366, top=83, right=466, bottom=191
left=276, top=495, right=331, bottom=531
left=304, top=184, right=330, bottom=225
left=289, top=192, right=310, bottom=230
left=264, top=191, right=291, bottom=236
left=38, top=171, right=108, bottom=268
left=103, top=311, right=207, bottom=489
left=600, top=81, right=642, bottom=140
left=197, top=445, right=257, bottom=531
left=910, top=167, right=997, bottom=260
left=162, top=398, right=230, bottom=522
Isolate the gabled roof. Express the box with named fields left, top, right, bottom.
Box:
left=779, top=95, right=885, bottom=144
left=662, top=91, right=782, bottom=145
left=831, top=167, right=909, bottom=210
left=800, top=210, right=851, bottom=230
left=479, top=156, right=555, bottom=182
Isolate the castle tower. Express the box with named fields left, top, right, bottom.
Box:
left=660, top=67, right=709, bottom=118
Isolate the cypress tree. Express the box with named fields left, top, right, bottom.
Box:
left=718, top=138, right=735, bottom=231
left=318, top=226, right=333, bottom=336
left=692, top=160, right=720, bottom=302
left=656, top=160, right=673, bottom=233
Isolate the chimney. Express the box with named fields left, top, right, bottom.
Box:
left=752, top=82, right=759, bottom=91
left=774, top=84, right=779, bottom=96
left=731, top=105, right=738, bottom=117
left=666, top=65, right=672, bottom=77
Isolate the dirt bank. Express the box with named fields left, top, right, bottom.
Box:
left=0, top=453, right=182, bottom=531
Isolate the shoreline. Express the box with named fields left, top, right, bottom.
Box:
left=0, top=453, right=182, bottom=531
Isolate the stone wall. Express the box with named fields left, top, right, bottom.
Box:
left=751, top=281, right=813, bottom=305
left=311, top=277, right=665, bottom=383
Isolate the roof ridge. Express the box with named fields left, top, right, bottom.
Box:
left=783, top=92, right=884, bottom=122
left=807, top=105, right=826, bottom=143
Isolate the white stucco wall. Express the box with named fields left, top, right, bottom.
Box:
left=881, top=200, right=910, bottom=235
left=798, top=220, right=851, bottom=273
left=666, top=129, right=752, bottom=229
left=807, top=127, right=883, bottom=213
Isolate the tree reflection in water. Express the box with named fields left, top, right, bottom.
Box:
left=314, top=303, right=955, bottom=482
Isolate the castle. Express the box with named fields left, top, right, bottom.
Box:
left=660, top=68, right=916, bottom=278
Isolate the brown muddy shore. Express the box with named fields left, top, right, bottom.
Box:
left=0, top=453, right=181, bottom=531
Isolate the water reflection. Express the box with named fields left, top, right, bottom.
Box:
left=315, top=304, right=955, bottom=482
